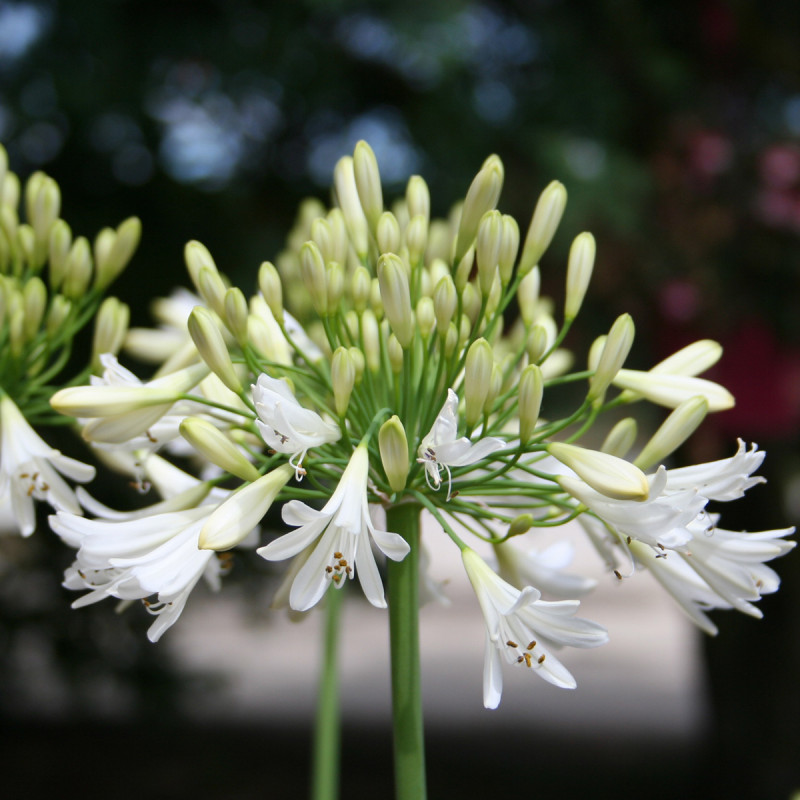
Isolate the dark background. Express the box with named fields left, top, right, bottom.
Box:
left=1, top=1, right=799, bottom=797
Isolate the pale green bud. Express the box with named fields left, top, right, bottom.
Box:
left=180, top=416, right=260, bottom=483
left=378, top=253, right=414, bottom=347
left=406, top=175, right=430, bottom=223
left=353, top=140, right=383, bottom=230
left=326, top=261, right=345, bottom=312
left=333, top=155, right=369, bottom=259
left=564, top=232, right=595, bottom=320
left=428, top=258, right=449, bottom=289
left=458, top=314, right=472, bottom=348
left=612, top=370, right=734, bottom=411
left=46, top=294, right=72, bottom=337
left=197, top=266, right=228, bottom=319
left=48, top=219, right=71, bottom=291
left=444, top=322, right=459, bottom=356
left=519, top=180, right=567, bottom=275
left=95, top=217, right=141, bottom=289
left=331, top=346, right=356, bottom=416
left=370, top=277, right=383, bottom=317
left=310, top=217, right=333, bottom=262
left=406, top=214, right=428, bottom=266
left=379, top=415, right=409, bottom=493
left=650, top=339, right=723, bottom=377
left=258, top=261, right=284, bottom=323
left=454, top=246, right=474, bottom=292
left=518, top=266, right=541, bottom=326
left=348, top=346, right=366, bottom=381
left=476, top=210, right=502, bottom=295
left=526, top=324, right=549, bottom=363
left=24, top=171, right=46, bottom=223
left=299, top=241, right=329, bottom=316
left=484, top=363, right=503, bottom=414
left=188, top=306, right=242, bottom=394
left=93, top=227, right=115, bottom=278
left=485, top=271, right=502, bottom=318
left=9, top=306, right=24, bottom=355
left=62, top=237, right=92, bottom=299
left=1, top=170, right=20, bottom=213
left=0, top=145, right=6, bottom=197
left=377, top=211, right=401, bottom=255
left=587, top=335, right=606, bottom=372
left=455, top=155, right=504, bottom=264
left=464, top=338, right=493, bottom=428
left=508, top=514, right=534, bottom=537
left=199, top=464, right=294, bottom=551
left=416, top=296, right=435, bottom=339
left=387, top=334, right=404, bottom=373
left=462, top=282, right=481, bottom=325
left=185, top=240, right=220, bottom=292
left=92, top=297, right=130, bottom=371
left=22, top=276, right=46, bottom=341
left=224, top=287, right=250, bottom=345
left=518, top=363, right=543, bottom=443
left=351, top=266, right=371, bottom=313
left=601, top=417, right=638, bottom=458
left=547, top=441, right=649, bottom=501
left=17, top=225, right=35, bottom=271
left=326, top=208, right=349, bottom=265
left=588, top=313, right=635, bottom=403
left=433, top=274, right=457, bottom=334
left=361, top=309, right=381, bottom=372
left=498, top=214, right=520, bottom=285
left=31, top=175, right=60, bottom=267
left=633, top=397, right=710, bottom=471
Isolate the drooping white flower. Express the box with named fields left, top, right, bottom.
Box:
left=663, top=439, right=766, bottom=501
left=417, top=389, right=505, bottom=499
left=51, top=497, right=227, bottom=643
left=462, top=547, right=608, bottom=709
left=253, top=373, right=341, bottom=479
left=0, top=394, right=96, bottom=537
left=258, top=443, right=410, bottom=611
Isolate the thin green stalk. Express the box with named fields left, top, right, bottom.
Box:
left=386, top=503, right=426, bottom=800
left=311, top=583, right=345, bottom=800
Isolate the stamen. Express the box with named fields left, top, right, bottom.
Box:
left=537, top=654, right=546, bottom=664
left=523, top=652, right=532, bottom=668
left=526, top=641, right=536, bottom=650
left=506, top=640, right=518, bottom=648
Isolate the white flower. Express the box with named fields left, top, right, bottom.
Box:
left=558, top=467, right=705, bottom=549
left=417, top=389, right=505, bottom=499
left=258, top=443, right=410, bottom=611
left=51, top=499, right=227, bottom=643
left=0, top=395, right=96, bottom=537
left=253, top=373, right=341, bottom=479
left=462, top=548, right=608, bottom=709
left=663, top=439, right=765, bottom=501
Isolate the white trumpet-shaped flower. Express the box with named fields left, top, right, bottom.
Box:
left=417, top=389, right=505, bottom=499
left=462, top=548, right=608, bottom=709
left=0, top=394, right=96, bottom=536
left=253, top=373, right=341, bottom=479
left=258, top=443, right=410, bottom=611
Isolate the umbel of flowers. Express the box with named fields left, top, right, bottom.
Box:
left=0, top=144, right=139, bottom=536
left=45, top=142, right=793, bottom=799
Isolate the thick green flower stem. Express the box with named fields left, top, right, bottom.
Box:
left=311, top=583, right=345, bottom=800
left=387, top=503, right=427, bottom=800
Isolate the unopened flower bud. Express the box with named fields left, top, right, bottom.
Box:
left=433, top=274, right=457, bottom=334
left=62, top=237, right=92, bottom=299
left=379, top=415, right=409, bottom=492
left=369, top=277, right=383, bottom=317
left=348, top=346, right=365, bottom=381
left=31, top=175, right=60, bottom=266
left=310, top=217, right=333, bottom=262
left=526, top=324, right=549, bottom=363
left=455, top=155, right=504, bottom=264
left=444, top=322, right=459, bottom=356
left=484, top=363, right=503, bottom=414
left=518, top=266, right=541, bottom=326
left=258, top=261, right=284, bottom=323
left=199, top=464, right=294, bottom=551
left=180, top=416, right=260, bottom=482
left=48, top=219, right=71, bottom=291
left=376, top=212, right=401, bottom=255
left=498, top=214, right=520, bottom=285
left=462, top=282, right=481, bottom=325
left=224, top=287, right=250, bottom=345
left=378, top=253, right=414, bottom=347
left=454, top=246, right=474, bottom=292
left=406, top=175, right=430, bottom=223
left=416, top=296, right=435, bottom=339
left=185, top=240, right=220, bottom=292
left=601, top=417, right=637, bottom=458
left=17, top=225, right=35, bottom=271
left=464, top=338, right=493, bottom=428
left=22, top=276, right=46, bottom=341
left=548, top=441, right=649, bottom=501
left=351, top=266, right=371, bottom=312
left=197, top=266, right=228, bottom=319
left=564, top=232, right=595, bottom=320
left=612, top=371, right=734, bottom=411
left=406, top=213, right=428, bottom=265
left=92, top=297, right=130, bottom=371
left=361, top=309, right=381, bottom=372
left=633, top=396, right=710, bottom=471
left=508, top=513, right=534, bottom=537
left=95, top=217, right=141, bottom=289
left=299, top=241, right=329, bottom=316
left=477, top=210, right=502, bottom=295
left=387, top=334, right=404, bottom=373
left=46, top=294, right=71, bottom=337
left=331, top=346, right=356, bottom=416
left=353, top=140, right=383, bottom=231
left=588, top=313, right=635, bottom=403
left=326, top=208, right=349, bottom=265
left=326, top=261, right=345, bottom=311
left=651, top=339, right=723, bottom=377
left=519, top=180, right=567, bottom=275
left=333, top=155, right=369, bottom=259
left=188, top=306, right=242, bottom=394
left=518, top=363, right=543, bottom=443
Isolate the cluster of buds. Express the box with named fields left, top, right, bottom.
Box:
left=0, top=144, right=140, bottom=536
left=46, top=141, right=793, bottom=707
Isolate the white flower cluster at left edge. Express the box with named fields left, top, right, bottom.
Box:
left=0, top=394, right=95, bottom=537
